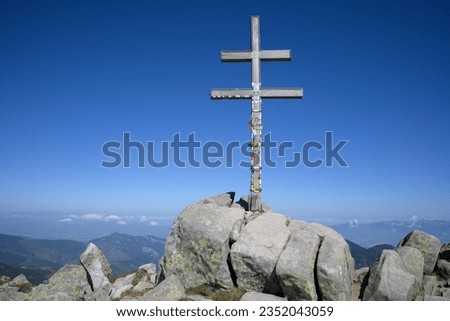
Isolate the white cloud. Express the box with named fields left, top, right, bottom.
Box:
left=59, top=218, right=73, bottom=223
left=68, top=213, right=163, bottom=226
left=349, top=218, right=359, bottom=228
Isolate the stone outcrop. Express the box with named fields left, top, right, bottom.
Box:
left=140, top=275, right=185, bottom=301
left=362, top=250, right=419, bottom=300
left=276, top=226, right=320, bottom=300
left=159, top=193, right=355, bottom=301
left=80, top=243, right=112, bottom=293
left=398, top=230, right=440, bottom=275
left=361, top=230, right=450, bottom=301
left=160, top=193, right=245, bottom=290
left=231, top=212, right=290, bottom=293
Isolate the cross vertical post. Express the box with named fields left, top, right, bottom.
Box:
left=210, top=16, right=303, bottom=212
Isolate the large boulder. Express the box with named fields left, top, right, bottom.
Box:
left=276, top=223, right=320, bottom=300
left=160, top=193, right=245, bottom=290
left=80, top=243, right=112, bottom=294
left=398, top=230, right=441, bottom=275
left=395, top=246, right=424, bottom=287
left=31, top=265, right=92, bottom=301
left=294, top=222, right=354, bottom=301
left=230, top=212, right=290, bottom=293
left=0, top=274, right=32, bottom=300
left=362, top=250, right=418, bottom=301
left=141, top=275, right=185, bottom=301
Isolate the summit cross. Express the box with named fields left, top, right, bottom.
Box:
left=210, top=16, right=303, bottom=212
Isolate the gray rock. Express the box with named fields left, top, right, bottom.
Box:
left=395, top=246, right=424, bottom=287
left=423, top=275, right=439, bottom=297
left=355, top=267, right=370, bottom=283
left=134, top=264, right=157, bottom=286
left=442, top=289, right=450, bottom=299
left=110, top=273, right=135, bottom=300
left=199, top=192, right=235, bottom=207
left=141, top=275, right=185, bottom=301
left=138, top=263, right=157, bottom=280
left=439, top=243, right=450, bottom=261
left=316, top=235, right=353, bottom=300
left=161, top=201, right=245, bottom=290
left=424, top=295, right=450, bottom=301
left=362, top=250, right=418, bottom=301
left=0, top=275, right=32, bottom=300
left=231, top=212, right=290, bottom=293
left=0, top=275, right=11, bottom=286
left=30, top=265, right=92, bottom=301
left=436, top=259, right=450, bottom=280
left=276, top=225, right=320, bottom=300
left=398, top=230, right=441, bottom=275
left=240, top=292, right=286, bottom=301
left=80, top=243, right=112, bottom=292
left=297, top=221, right=356, bottom=284
left=132, top=281, right=155, bottom=294
left=8, top=274, right=33, bottom=293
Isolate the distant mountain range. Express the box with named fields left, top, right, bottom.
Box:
left=1, top=218, right=448, bottom=285
left=332, top=219, right=450, bottom=247
left=0, top=232, right=165, bottom=284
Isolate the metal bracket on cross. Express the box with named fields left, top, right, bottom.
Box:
left=210, top=16, right=303, bottom=212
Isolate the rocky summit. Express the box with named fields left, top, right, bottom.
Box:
left=159, top=192, right=355, bottom=300
left=1, top=193, right=449, bottom=301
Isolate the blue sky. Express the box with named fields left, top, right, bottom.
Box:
left=1, top=0, right=449, bottom=238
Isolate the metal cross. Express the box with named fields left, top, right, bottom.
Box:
left=210, top=16, right=303, bottom=212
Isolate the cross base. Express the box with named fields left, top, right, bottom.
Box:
left=249, top=193, right=262, bottom=212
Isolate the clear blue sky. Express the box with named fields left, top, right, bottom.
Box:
left=1, top=0, right=449, bottom=237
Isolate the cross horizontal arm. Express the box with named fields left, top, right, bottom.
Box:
left=221, top=50, right=291, bottom=62
left=210, top=87, right=303, bottom=99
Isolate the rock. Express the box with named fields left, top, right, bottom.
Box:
left=0, top=275, right=32, bottom=301
left=439, top=243, right=450, bottom=261
left=80, top=243, right=112, bottom=292
left=398, top=230, right=441, bottom=275
left=316, top=235, right=353, bottom=300
left=160, top=200, right=245, bottom=290
left=132, top=281, right=155, bottom=294
left=423, top=276, right=439, bottom=297
left=110, top=273, right=136, bottom=300
left=424, top=295, right=450, bottom=301
left=395, top=246, right=424, bottom=287
left=0, top=275, right=11, bottom=286
left=276, top=224, right=320, bottom=300
left=199, top=192, right=235, bottom=207
left=442, top=289, right=450, bottom=299
left=31, top=265, right=92, bottom=301
left=362, top=250, right=418, bottom=301
left=436, top=259, right=450, bottom=280
left=240, top=292, right=286, bottom=301
left=141, top=275, right=185, bottom=301
left=355, top=267, right=370, bottom=283
left=136, top=263, right=157, bottom=284
left=231, top=212, right=290, bottom=293
left=8, top=274, right=33, bottom=293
